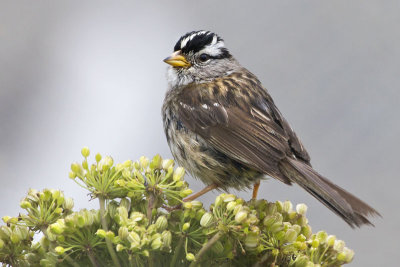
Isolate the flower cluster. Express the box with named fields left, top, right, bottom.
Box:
left=0, top=148, right=355, bottom=266
left=18, top=189, right=73, bottom=232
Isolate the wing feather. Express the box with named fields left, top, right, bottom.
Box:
left=174, top=74, right=308, bottom=183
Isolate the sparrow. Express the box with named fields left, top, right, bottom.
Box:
left=162, top=30, right=379, bottom=227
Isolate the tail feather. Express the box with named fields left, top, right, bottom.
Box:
left=279, top=157, right=380, bottom=228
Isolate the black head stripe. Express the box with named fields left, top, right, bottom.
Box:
left=174, top=31, right=224, bottom=54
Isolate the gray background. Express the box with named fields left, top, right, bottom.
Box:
left=0, top=1, right=398, bottom=266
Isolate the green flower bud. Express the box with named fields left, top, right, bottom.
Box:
left=285, top=229, right=298, bottom=243
left=82, top=160, right=89, bottom=170
left=147, top=224, right=157, bottom=235
left=333, top=240, right=345, bottom=252
left=236, top=198, right=244, bottom=205
left=276, top=230, right=286, bottom=241
left=142, top=250, right=150, bottom=257
left=81, top=147, right=90, bottom=158
left=99, top=156, right=114, bottom=171
left=294, top=241, right=307, bottom=250
left=226, top=201, right=237, bottom=211
left=283, top=200, right=293, bottom=212
left=139, top=156, right=149, bottom=169
left=233, top=204, right=243, bottom=215
left=118, top=227, right=129, bottom=240
left=162, top=159, right=174, bottom=170
left=180, top=189, right=193, bottom=198
left=270, top=222, right=284, bottom=233
left=54, top=207, right=63, bottom=214
left=151, top=237, right=162, bottom=250
left=186, top=253, right=195, bottom=262
left=57, top=235, right=65, bottom=243
left=0, top=226, right=12, bottom=239
left=0, top=239, right=4, bottom=249
left=214, top=195, right=223, bottom=207
left=326, top=235, right=336, bottom=247
left=150, top=154, right=162, bottom=170
left=182, top=222, right=190, bottom=232
left=130, top=211, right=144, bottom=222
left=10, top=233, right=20, bottom=244
left=68, top=171, right=76, bottom=179
left=247, top=214, right=259, bottom=225
left=117, top=207, right=129, bottom=220
left=200, top=212, right=214, bottom=227
left=128, top=232, right=141, bottom=248
left=116, top=244, right=125, bottom=252
left=76, top=214, right=85, bottom=228
left=288, top=211, right=297, bottom=220
left=20, top=200, right=32, bottom=209
left=120, top=198, right=131, bottom=211
left=195, top=209, right=205, bottom=220
left=70, top=162, right=83, bottom=175
left=51, top=189, right=61, bottom=200
left=108, top=201, right=118, bottom=219
left=95, top=153, right=102, bottom=162
left=301, top=225, right=312, bottom=239
left=272, top=248, right=279, bottom=257
left=342, top=247, right=354, bottom=262
left=105, top=231, right=115, bottom=240
left=296, top=203, right=308, bottom=215
left=297, top=234, right=306, bottom=242
left=55, top=246, right=65, bottom=255
left=292, top=225, right=301, bottom=234
left=155, top=216, right=168, bottom=231
left=291, top=255, right=309, bottom=266
left=173, top=167, right=185, bottom=181
left=311, top=239, right=319, bottom=248
left=161, top=230, right=172, bottom=248
left=275, top=201, right=283, bottom=212
left=2, top=216, right=11, bottom=224
left=122, top=169, right=131, bottom=178
left=223, top=194, right=236, bottom=202
left=49, top=221, right=65, bottom=235
left=183, top=202, right=192, bottom=209
left=245, top=232, right=259, bottom=249
left=14, top=226, right=28, bottom=240
left=316, top=231, right=328, bottom=243
left=190, top=201, right=203, bottom=210
left=96, top=229, right=107, bottom=238
left=263, top=215, right=275, bottom=227
left=235, top=210, right=248, bottom=223
left=63, top=197, right=74, bottom=210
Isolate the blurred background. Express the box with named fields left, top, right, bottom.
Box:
left=0, top=1, right=398, bottom=265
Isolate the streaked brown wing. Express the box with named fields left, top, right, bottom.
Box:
left=175, top=75, right=310, bottom=183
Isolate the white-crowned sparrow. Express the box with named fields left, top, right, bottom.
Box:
left=162, top=30, right=379, bottom=227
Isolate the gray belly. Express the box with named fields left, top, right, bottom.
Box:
left=163, top=109, right=262, bottom=190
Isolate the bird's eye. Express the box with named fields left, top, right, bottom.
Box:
left=199, top=53, right=210, bottom=62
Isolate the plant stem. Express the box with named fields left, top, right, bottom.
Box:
left=99, top=196, right=121, bottom=267
left=189, top=231, right=223, bottom=267
left=41, top=225, right=80, bottom=267
left=87, top=248, right=100, bottom=267
left=147, top=192, right=155, bottom=223
left=170, top=237, right=184, bottom=267
left=64, top=254, right=80, bottom=267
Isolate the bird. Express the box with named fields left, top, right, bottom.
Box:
left=162, top=30, right=380, bottom=228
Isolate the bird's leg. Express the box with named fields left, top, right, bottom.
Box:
left=183, top=184, right=218, bottom=202
left=252, top=181, right=260, bottom=199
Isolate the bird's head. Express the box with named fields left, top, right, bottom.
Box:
left=164, top=31, right=240, bottom=87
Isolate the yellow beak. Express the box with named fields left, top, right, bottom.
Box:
left=163, top=51, right=191, bottom=68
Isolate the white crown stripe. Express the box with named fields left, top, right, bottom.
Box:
left=179, top=31, right=215, bottom=50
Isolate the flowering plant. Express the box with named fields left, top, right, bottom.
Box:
left=0, top=148, right=354, bottom=266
